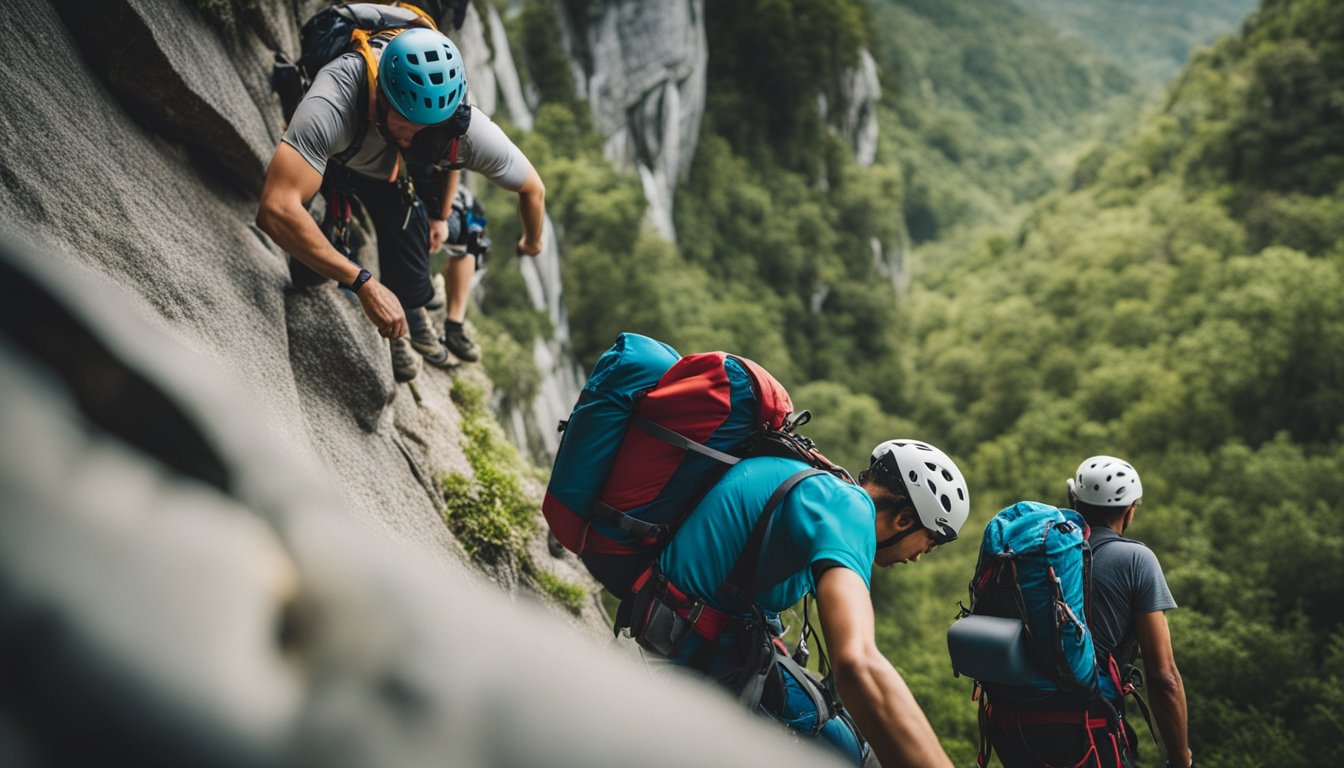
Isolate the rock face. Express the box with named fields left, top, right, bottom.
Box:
left=4, top=0, right=467, bottom=577
left=0, top=234, right=846, bottom=768
left=448, top=5, right=579, bottom=462
left=841, top=49, right=882, bottom=168
left=564, top=0, right=708, bottom=241
left=0, top=1, right=876, bottom=762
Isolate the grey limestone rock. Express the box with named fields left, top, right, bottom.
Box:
left=53, top=0, right=277, bottom=193
left=567, top=0, right=708, bottom=241
left=0, top=234, right=846, bottom=767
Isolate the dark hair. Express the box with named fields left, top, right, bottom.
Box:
left=859, top=466, right=917, bottom=526
left=859, top=458, right=906, bottom=497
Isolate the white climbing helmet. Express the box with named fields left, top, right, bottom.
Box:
left=1067, top=455, right=1143, bottom=507
left=868, top=439, right=970, bottom=544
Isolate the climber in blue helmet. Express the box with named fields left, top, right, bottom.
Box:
left=378, top=27, right=467, bottom=134
left=258, top=17, right=545, bottom=383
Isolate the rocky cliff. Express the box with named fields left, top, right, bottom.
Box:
left=0, top=1, right=847, bottom=764
left=553, top=0, right=882, bottom=242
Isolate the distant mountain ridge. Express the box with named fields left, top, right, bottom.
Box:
left=1008, top=0, right=1259, bottom=88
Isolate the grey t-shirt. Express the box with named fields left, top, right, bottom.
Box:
left=1089, top=527, right=1177, bottom=667
left=281, top=54, right=535, bottom=190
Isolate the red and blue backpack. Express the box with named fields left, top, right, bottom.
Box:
left=542, top=333, right=849, bottom=600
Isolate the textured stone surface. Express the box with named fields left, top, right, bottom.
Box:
left=0, top=234, right=844, bottom=767
left=0, top=1, right=866, bottom=762
left=571, top=0, right=708, bottom=241
left=842, top=50, right=882, bottom=168
left=53, top=0, right=277, bottom=193
left=0, top=0, right=483, bottom=576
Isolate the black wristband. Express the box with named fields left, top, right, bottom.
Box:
left=343, top=267, right=372, bottom=293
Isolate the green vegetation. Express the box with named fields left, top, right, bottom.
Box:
left=531, top=568, right=587, bottom=615
left=480, top=0, right=1341, bottom=763
left=703, top=0, right=871, bottom=175
left=442, top=379, right=537, bottom=563
left=444, top=376, right=589, bottom=615
left=1008, top=0, right=1260, bottom=87
left=869, top=0, right=1139, bottom=242
left=879, top=1, right=1344, bottom=764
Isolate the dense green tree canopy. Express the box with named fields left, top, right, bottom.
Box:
left=487, top=0, right=1341, bottom=764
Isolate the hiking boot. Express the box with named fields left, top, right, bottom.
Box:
left=443, top=323, right=480, bottom=362
left=390, top=337, right=419, bottom=383
left=410, top=324, right=458, bottom=370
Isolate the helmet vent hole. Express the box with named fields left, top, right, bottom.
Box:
left=957, top=488, right=965, bottom=501
left=942, top=469, right=953, bottom=481
left=425, top=50, right=440, bottom=62
left=407, top=53, right=419, bottom=65
left=409, top=73, right=424, bottom=86
left=430, top=72, right=444, bottom=85
left=437, top=96, right=446, bottom=109
left=925, top=462, right=938, bottom=471
left=907, top=470, right=918, bottom=483
left=1092, top=483, right=1101, bottom=491
left=928, top=479, right=938, bottom=495
left=424, top=97, right=433, bottom=109
left=940, top=495, right=952, bottom=513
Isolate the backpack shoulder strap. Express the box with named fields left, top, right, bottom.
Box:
left=1090, top=534, right=1144, bottom=554
left=716, top=469, right=826, bottom=608
left=390, top=2, right=438, bottom=28
left=347, top=30, right=383, bottom=127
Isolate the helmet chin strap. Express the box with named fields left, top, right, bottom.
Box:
left=875, top=498, right=920, bottom=550
left=876, top=526, right=921, bottom=550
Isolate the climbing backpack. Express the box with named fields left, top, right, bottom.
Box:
left=949, top=501, right=1143, bottom=766
left=270, top=3, right=437, bottom=124
left=542, top=333, right=852, bottom=600
left=952, top=501, right=1104, bottom=698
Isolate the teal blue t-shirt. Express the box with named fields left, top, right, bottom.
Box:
left=660, top=456, right=876, bottom=615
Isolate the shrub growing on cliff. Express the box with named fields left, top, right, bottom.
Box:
left=442, top=379, right=537, bottom=564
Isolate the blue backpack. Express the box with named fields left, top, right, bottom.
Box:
left=951, top=501, right=1114, bottom=700
left=542, top=333, right=850, bottom=601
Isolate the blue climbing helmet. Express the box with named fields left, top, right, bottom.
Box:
left=378, top=28, right=466, bottom=126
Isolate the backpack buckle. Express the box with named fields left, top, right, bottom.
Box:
left=686, top=601, right=706, bottom=626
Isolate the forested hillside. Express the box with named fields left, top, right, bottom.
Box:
left=1009, top=0, right=1260, bottom=87
left=878, top=0, right=1344, bottom=764
left=484, top=0, right=1137, bottom=473
left=482, top=0, right=1338, bottom=765
left=869, top=0, right=1136, bottom=242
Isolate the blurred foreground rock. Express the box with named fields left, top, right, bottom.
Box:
left=0, top=235, right=848, bottom=766
left=0, top=2, right=851, bottom=764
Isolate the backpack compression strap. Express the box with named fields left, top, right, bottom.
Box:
left=633, top=415, right=742, bottom=465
